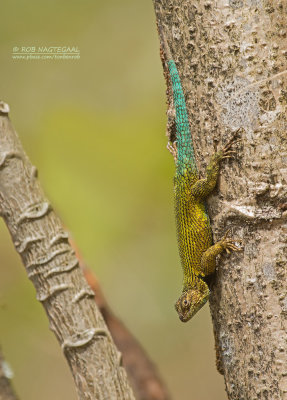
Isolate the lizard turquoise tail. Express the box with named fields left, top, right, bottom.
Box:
left=167, top=60, right=198, bottom=178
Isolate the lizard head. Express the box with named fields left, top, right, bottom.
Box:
left=175, top=280, right=210, bottom=322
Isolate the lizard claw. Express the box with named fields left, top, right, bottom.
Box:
left=221, top=150, right=237, bottom=159
left=223, top=138, right=241, bottom=153
left=220, top=229, right=242, bottom=253
left=167, top=141, right=178, bottom=162
left=221, top=129, right=242, bottom=158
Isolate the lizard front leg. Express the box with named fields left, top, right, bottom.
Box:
left=200, top=231, right=240, bottom=276
left=190, top=135, right=240, bottom=200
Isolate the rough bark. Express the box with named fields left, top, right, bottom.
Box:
left=0, top=349, right=19, bottom=400
left=0, top=102, right=135, bottom=400
left=71, top=239, right=171, bottom=400
left=153, top=1, right=287, bottom=399
left=84, top=269, right=171, bottom=400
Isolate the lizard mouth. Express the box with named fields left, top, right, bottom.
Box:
left=179, top=314, right=189, bottom=322
left=178, top=308, right=197, bottom=322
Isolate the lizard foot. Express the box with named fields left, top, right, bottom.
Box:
left=220, top=229, right=242, bottom=254
left=221, top=130, right=242, bottom=159
left=167, top=141, right=178, bottom=162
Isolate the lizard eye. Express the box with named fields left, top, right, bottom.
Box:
left=183, top=299, right=189, bottom=307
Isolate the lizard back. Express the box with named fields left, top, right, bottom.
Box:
left=167, top=59, right=213, bottom=287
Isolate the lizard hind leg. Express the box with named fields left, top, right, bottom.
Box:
left=200, top=230, right=241, bottom=276
left=167, top=141, right=178, bottom=163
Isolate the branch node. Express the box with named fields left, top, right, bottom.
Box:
left=36, top=283, right=72, bottom=302
left=0, top=152, right=22, bottom=169
left=0, top=101, right=10, bottom=114
left=43, top=258, right=79, bottom=279
left=49, top=231, right=69, bottom=247
left=61, top=328, right=110, bottom=352
left=17, top=201, right=51, bottom=224
left=15, top=235, right=45, bottom=253
left=26, top=247, right=71, bottom=269
left=72, top=287, right=95, bottom=303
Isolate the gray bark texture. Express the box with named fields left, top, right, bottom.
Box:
left=153, top=1, right=287, bottom=399
left=0, top=102, right=135, bottom=400
left=0, top=349, right=19, bottom=400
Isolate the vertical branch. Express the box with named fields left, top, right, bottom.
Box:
left=0, top=102, right=135, bottom=400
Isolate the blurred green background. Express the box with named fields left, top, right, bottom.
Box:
left=0, top=1, right=226, bottom=399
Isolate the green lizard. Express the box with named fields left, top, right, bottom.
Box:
left=162, top=38, right=240, bottom=322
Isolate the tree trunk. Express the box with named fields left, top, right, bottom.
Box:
left=0, top=102, right=135, bottom=400
left=153, top=1, right=287, bottom=399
